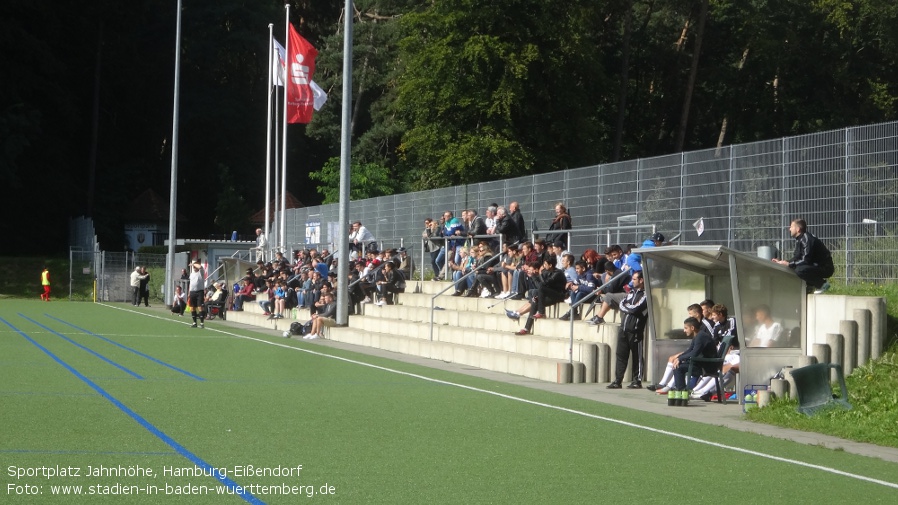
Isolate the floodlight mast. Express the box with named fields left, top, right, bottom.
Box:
left=165, top=0, right=183, bottom=299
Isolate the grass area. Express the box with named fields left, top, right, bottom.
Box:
left=746, top=346, right=898, bottom=448
left=0, top=257, right=71, bottom=299
left=2, top=300, right=897, bottom=504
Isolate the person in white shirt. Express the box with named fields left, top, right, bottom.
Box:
left=750, top=305, right=783, bottom=347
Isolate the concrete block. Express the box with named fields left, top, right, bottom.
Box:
left=557, top=362, right=572, bottom=383
left=839, top=319, right=858, bottom=375
left=597, top=343, right=611, bottom=383
left=583, top=343, right=598, bottom=383
left=812, top=343, right=831, bottom=365
left=854, top=308, right=872, bottom=367
left=825, top=333, right=844, bottom=382
left=572, top=362, right=585, bottom=383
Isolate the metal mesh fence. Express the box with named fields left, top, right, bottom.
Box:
left=154, top=121, right=898, bottom=285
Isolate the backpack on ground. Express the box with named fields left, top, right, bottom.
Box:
left=289, top=321, right=310, bottom=336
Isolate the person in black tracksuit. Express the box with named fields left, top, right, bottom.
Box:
left=773, top=218, right=834, bottom=291
left=607, top=271, right=648, bottom=389
left=672, top=317, right=718, bottom=391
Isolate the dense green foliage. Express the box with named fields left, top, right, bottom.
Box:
left=2, top=1, right=897, bottom=253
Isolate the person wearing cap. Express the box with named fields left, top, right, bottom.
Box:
left=187, top=260, right=207, bottom=328
left=396, top=247, right=413, bottom=279
left=204, top=281, right=226, bottom=315
left=544, top=203, right=572, bottom=250
left=625, top=232, right=665, bottom=273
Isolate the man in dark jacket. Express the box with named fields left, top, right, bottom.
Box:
left=506, top=256, right=566, bottom=335
left=773, top=218, right=834, bottom=293
left=671, top=316, right=718, bottom=392
left=607, top=271, right=649, bottom=389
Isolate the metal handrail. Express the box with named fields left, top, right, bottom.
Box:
left=430, top=252, right=503, bottom=341
left=566, top=269, right=632, bottom=364
left=529, top=224, right=657, bottom=251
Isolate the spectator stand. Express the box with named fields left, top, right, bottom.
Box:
left=429, top=253, right=503, bottom=342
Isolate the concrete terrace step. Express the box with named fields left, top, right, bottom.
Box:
left=325, top=325, right=574, bottom=383
left=345, top=314, right=598, bottom=362
left=359, top=302, right=620, bottom=345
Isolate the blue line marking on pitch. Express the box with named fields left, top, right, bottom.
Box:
left=45, top=314, right=205, bottom=381
left=16, top=314, right=143, bottom=380
left=0, top=317, right=265, bottom=505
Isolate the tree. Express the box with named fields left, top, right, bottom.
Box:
left=309, top=157, right=398, bottom=204
left=394, top=0, right=608, bottom=190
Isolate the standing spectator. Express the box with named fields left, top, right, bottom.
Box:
left=508, top=201, right=527, bottom=241
left=187, top=260, right=207, bottom=328
left=440, top=211, right=466, bottom=267
left=129, top=266, right=147, bottom=306
left=492, top=206, right=520, bottom=246
left=139, top=266, right=151, bottom=307
left=607, top=271, right=649, bottom=389
left=349, top=221, right=375, bottom=260
left=772, top=218, right=834, bottom=293
left=254, top=228, right=267, bottom=262
left=179, top=268, right=189, bottom=280
left=544, top=203, right=572, bottom=250
left=40, top=266, right=51, bottom=301
left=422, top=217, right=444, bottom=280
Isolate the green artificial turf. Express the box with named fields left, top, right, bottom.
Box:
left=2, top=300, right=898, bottom=504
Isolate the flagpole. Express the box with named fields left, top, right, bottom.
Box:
left=273, top=79, right=280, bottom=252
left=280, top=3, right=291, bottom=254
left=264, top=23, right=274, bottom=256
left=165, top=0, right=183, bottom=304
left=336, top=0, right=353, bottom=326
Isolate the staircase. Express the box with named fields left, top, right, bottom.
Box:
left=226, top=280, right=625, bottom=383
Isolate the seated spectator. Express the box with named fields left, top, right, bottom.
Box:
left=232, top=277, right=256, bottom=311
left=710, top=303, right=737, bottom=344
left=506, top=255, right=566, bottom=335
left=257, top=280, right=275, bottom=315
left=304, top=292, right=337, bottom=340
left=268, top=280, right=287, bottom=319
left=170, top=285, right=187, bottom=316
left=349, top=221, right=375, bottom=260
left=495, top=243, right=521, bottom=299
left=448, top=247, right=475, bottom=296
left=375, top=261, right=402, bottom=305
left=204, top=281, right=226, bottom=312
left=692, top=338, right=740, bottom=401
left=672, top=317, right=718, bottom=392
left=749, top=305, right=783, bottom=347
left=560, top=260, right=595, bottom=321
left=471, top=242, right=499, bottom=298
left=586, top=261, right=630, bottom=325
left=396, top=247, right=413, bottom=279
left=648, top=304, right=707, bottom=392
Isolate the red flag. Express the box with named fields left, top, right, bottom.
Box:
left=286, top=24, right=318, bottom=124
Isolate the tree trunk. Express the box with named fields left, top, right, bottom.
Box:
left=612, top=2, right=634, bottom=162
left=674, top=0, right=708, bottom=152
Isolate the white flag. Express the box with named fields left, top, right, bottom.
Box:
left=272, top=39, right=286, bottom=86
left=310, top=80, right=327, bottom=111
left=692, top=217, right=705, bottom=237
